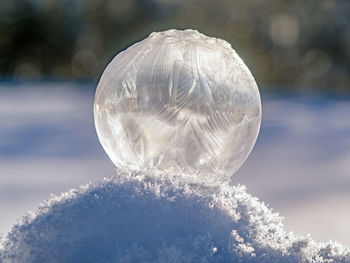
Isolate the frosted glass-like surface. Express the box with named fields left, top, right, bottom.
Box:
left=94, top=29, right=261, bottom=184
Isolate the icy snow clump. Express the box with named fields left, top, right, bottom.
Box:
left=0, top=169, right=349, bottom=263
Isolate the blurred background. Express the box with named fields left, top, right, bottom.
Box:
left=1, top=0, right=349, bottom=246
left=1, top=0, right=350, bottom=90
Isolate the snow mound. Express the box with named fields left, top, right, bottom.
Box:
left=1, top=169, right=349, bottom=263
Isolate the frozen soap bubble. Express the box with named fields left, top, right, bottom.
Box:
left=94, top=29, right=261, bottom=185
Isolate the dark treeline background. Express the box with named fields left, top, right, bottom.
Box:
left=1, top=0, right=350, bottom=92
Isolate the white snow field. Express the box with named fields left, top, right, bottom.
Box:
left=1, top=168, right=349, bottom=263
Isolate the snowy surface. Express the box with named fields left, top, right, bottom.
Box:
left=1, top=169, right=349, bottom=262
left=0, top=81, right=350, bottom=249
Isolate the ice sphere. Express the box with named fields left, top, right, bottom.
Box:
left=94, top=29, right=261, bottom=185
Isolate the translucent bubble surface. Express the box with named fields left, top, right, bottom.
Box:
left=94, top=29, right=261, bottom=185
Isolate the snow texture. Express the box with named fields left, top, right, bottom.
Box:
left=1, top=169, right=349, bottom=263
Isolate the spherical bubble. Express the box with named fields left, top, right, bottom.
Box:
left=94, top=29, right=261, bottom=185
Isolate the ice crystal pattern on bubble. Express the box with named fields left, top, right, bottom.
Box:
left=94, top=29, right=261, bottom=185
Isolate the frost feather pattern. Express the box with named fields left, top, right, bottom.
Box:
left=1, top=169, right=349, bottom=263
left=94, top=29, right=261, bottom=185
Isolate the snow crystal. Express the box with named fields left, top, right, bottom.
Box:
left=0, top=169, right=349, bottom=263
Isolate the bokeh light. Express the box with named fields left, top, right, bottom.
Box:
left=0, top=0, right=349, bottom=91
